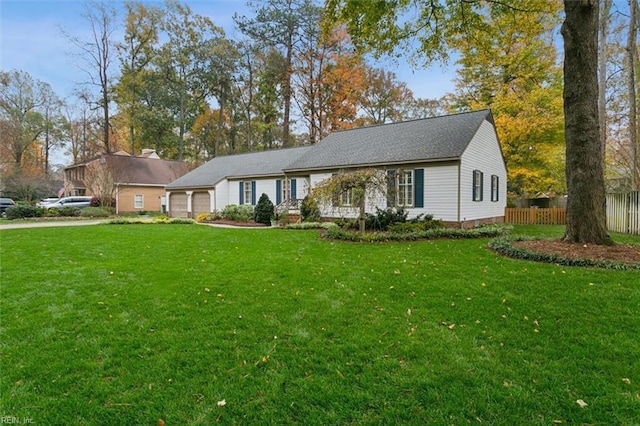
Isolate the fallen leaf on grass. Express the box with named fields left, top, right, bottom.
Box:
left=622, top=378, right=631, bottom=384
left=576, top=399, right=588, bottom=408
left=158, top=419, right=165, bottom=426
left=217, top=399, right=226, bottom=407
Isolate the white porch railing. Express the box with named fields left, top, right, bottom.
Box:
left=275, top=198, right=302, bottom=216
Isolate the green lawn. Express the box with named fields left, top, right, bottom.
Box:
left=0, top=224, right=638, bottom=425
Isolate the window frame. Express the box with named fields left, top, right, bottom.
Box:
left=491, top=174, right=499, bottom=202
left=134, top=194, right=144, bottom=209
left=243, top=181, right=252, bottom=206
left=396, top=169, right=414, bottom=208
left=281, top=179, right=291, bottom=203
left=340, top=188, right=355, bottom=207
left=473, top=170, right=483, bottom=201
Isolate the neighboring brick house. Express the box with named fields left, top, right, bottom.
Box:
left=64, top=149, right=191, bottom=214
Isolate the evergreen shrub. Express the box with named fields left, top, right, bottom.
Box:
left=254, top=193, right=274, bottom=225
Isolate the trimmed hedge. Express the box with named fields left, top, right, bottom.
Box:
left=221, top=204, right=254, bottom=222
left=488, top=237, right=640, bottom=270
left=324, top=224, right=510, bottom=242
left=4, top=205, right=42, bottom=219
left=284, top=222, right=337, bottom=230
left=107, top=217, right=195, bottom=225
left=78, top=207, right=111, bottom=218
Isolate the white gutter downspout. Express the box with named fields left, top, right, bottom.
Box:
left=457, top=162, right=462, bottom=228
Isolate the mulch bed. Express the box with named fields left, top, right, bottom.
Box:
left=514, top=240, right=640, bottom=265
left=204, top=219, right=269, bottom=228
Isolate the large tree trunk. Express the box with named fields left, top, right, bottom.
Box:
left=561, top=0, right=613, bottom=245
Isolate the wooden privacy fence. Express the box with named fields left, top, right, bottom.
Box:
left=606, top=191, right=640, bottom=235
left=505, top=207, right=566, bottom=225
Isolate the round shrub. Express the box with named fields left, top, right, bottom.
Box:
left=195, top=213, right=210, bottom=223
left=254, top=193, right=275, bottom=225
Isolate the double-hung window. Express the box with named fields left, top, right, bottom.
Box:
left=134, top=194, right=143, bottom=209
left=282, top=179, right=291, bottom=203
left=473, top=170, right=483, bottom=201
left=397, top=170, right=414, bottom=207
left=491, top=175, right=499, bottom=202
left=243, top=182, right=252, bottom=205
left=340, top=188, right=354, bottom=207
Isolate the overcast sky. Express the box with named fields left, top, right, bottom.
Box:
left=0, top=0, right=457, bottom=104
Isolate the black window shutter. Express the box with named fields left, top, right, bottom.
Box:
left=414, top=169, right=424, bottom=208
left=387, top=170, right=396, bottom=207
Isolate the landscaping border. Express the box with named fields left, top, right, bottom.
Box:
left=488, top=236, right=640, bottom=270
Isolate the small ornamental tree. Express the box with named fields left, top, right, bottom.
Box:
left=254, top=193, right=275, bottom=225
left=310, top=168, right=390, bottom=233
left=300, top=195, right=321, bottom=222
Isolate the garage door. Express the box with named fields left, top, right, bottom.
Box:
left=192, top=192, right=212, bottom=217
left=169, top=193, right=188, bottom=218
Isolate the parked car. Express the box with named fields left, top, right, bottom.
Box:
left=42, top=196, right=93, bottom=210
left=37, top=197, right=60, bottom=207
left=0, top=198, right=16, bottom=216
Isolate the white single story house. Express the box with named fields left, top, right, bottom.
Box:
left=166, top=109, right=507, bottom=226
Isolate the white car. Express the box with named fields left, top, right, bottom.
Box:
left=37, top=197, right=60, bottom=207
left=42, top=196, right=93, bottom=209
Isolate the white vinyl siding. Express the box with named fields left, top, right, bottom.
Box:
left=460, top=120, right=507, bottom=221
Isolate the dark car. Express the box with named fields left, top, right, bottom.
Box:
left=0, top=198, right=16, bottom=216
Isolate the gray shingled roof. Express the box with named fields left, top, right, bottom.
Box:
left=167, top=146, right=313, bottom=189
left=285, top=109, right=493, bottom=172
